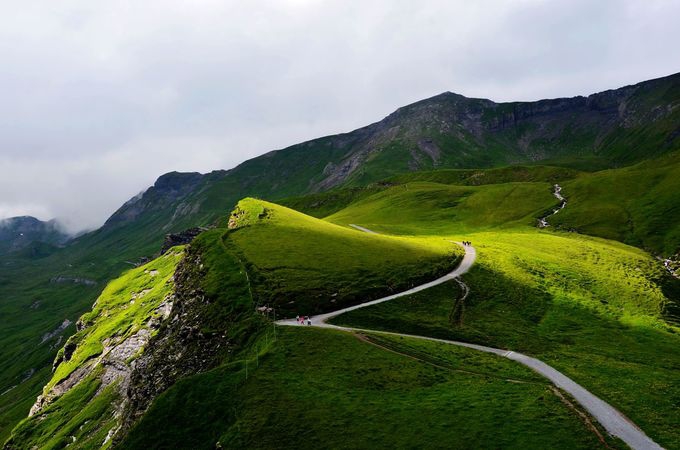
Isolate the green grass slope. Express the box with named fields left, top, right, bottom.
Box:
left=2, top=73, right=679, bottom=439
left=122, top=327, right=617, bottom=449
left=325, top=181, right=558, bottom=234
left=388, top=165, right=582, bottom=186
left=551, top=151, right=680, bottom=255
left=225, top=198, right=462, bottom=315
left=328, top=228, right=680, bottom=447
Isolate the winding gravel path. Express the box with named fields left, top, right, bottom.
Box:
left=276, top=235, right=663, bottom=450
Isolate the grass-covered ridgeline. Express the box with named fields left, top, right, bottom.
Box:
left=387, top=165, right=583, bottom=186
left=283, top=153, right=678, bottom=256
left=122, top=327, right=617, bottom=449
left=225, top=198, right=463, bottom=315
left=284, top=151, right=680, bottom=257
left=331, top=231, right=680, bottom=447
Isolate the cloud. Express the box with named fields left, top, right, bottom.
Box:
left=0, top=0, right=678, bottom=232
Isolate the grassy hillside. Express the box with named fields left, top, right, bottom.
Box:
left=329, top=230, right=680, bottom=447
left=387, top=165, right=582, bottom=186
left=287, top=153, right=680, bottom=257
left=122, top=328, right=618, bottom=449
left=225, top=198, right=462, bottom=315
left=325, top=181, right=558, bottom=234
left=551, top=151, right=680, bottom=255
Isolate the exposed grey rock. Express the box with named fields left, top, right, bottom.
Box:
left=105, top=172, right=204, bottom=228
left=160, top=227, right=208, bottom=254
left=40, top=319, right=72, bottom=344
left=50, top=276, right=97, bottom=286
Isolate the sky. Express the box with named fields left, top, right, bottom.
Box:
left=1, top=0, right=678, bottom=232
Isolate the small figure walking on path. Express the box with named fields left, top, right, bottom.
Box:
left=296, top=314, right=300, bottom=324
left=307, top=316, right=312, bottom=326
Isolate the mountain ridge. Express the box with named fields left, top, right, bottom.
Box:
left=0, top=216, right=69, bottom=255
left=97, top=71, right=679, bottom=244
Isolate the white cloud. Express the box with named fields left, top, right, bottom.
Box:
left=0, top=0, right=678, bottom=231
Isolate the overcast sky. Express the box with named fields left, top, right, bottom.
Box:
left=1, top=0, right=678, bottom=232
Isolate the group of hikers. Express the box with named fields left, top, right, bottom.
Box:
left=462, top=240, right=472, bottom=246
left=296, top=315, right=312, bottom=326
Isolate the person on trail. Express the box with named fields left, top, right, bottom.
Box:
left=296, top=314, right=300, bottom=324
left=307, top=317, right=312, bottom=326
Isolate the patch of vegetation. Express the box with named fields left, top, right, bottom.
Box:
left=225, top=198, right=462, bottom=315
left=123, top=327, right=615, bottom=449
left=279, top=184, right=390, bottom=218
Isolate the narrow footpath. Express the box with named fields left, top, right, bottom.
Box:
left=276, top=235, right=663, bottom=450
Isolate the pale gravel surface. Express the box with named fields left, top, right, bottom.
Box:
left=277, top=233, right=663, bottom=450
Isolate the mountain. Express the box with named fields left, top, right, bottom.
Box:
left=1, top=72, right=680, bottom=445
left=226, top=70, right=679, bottom=191
left=0, top=216, right=69, bottom=255
left=82, top=72, right=680, bottom=260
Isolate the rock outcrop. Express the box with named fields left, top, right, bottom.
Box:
left=160, top=226, right=209, bottom=254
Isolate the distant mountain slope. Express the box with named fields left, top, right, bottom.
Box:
left=0, top=216, right=69, bottom=255
left=266, top=71, right=680, bottom=188
left=87, top=72, right=680, bottom=261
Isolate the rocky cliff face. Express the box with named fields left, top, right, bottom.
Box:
left=104, top=172, right=206, bottom=228
left=159, top=226, right=210, bottom=255
left=6, top=248, right=186, bottom=449
left=115, top=244, right=250, bottom=441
